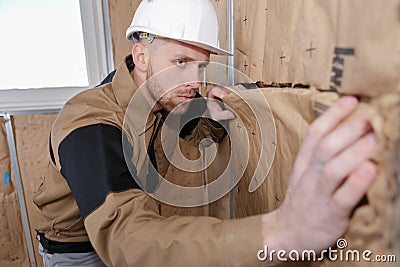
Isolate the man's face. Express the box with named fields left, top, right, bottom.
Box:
left=146, top=39, right=211, bottom=114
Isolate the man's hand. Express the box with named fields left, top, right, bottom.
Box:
left=206, top=85, right=246, bottom=121
left=262, top=96, right=378, bottom=261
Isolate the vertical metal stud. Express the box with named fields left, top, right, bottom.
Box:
left=3, top=113, right=37, bottom=267
left=227, top=0, right=236, bottom=219
left=200, top=143, right=210, bottom=216
left=227, top=0, right=235, bottom=86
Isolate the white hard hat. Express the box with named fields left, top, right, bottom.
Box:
left=126, top=0, right=232, bottom=56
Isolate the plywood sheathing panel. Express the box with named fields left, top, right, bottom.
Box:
left=211, top=0, right=229, bottom=66
left=0, top=117, right=30, bottom=267
left=13, top=114, right=58, bottom=267
left=335, top=0, right=400, bottom=96
left=234, top=0, right=268, bottom=81
left=234, top=0, right=400, bottom=96
left=108, top=0, right=142, bottom=66
left=234, top=0, right=337, bottom=87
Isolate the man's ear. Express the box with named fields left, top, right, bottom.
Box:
left=131, top=43, right=149, bottom=72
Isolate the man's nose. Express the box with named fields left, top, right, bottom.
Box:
left=185, top=81, right=201, bottom=88
left=181, top=62, right=204, bottom=88
left=186, top=66, right=202, bottom=88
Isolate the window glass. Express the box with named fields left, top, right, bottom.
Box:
left=0, top=0, right=88, bottom=89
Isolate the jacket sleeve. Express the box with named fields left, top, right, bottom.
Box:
left=57, top=123, right=264, bottom=267
left=85, top=189, right=264, bottom=267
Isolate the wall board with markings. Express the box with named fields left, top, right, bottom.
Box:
left=234, top=0, right=400, bottom=97
left=0, top=117, right=30, bottom=266
left=0, top=114, right=59, bottom=267
left=13, top=114, right=59, bottom=267
left=108, top=0, right=141, bottom=66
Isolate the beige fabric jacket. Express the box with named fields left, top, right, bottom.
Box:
left=34, top=55, right=264, bottom=266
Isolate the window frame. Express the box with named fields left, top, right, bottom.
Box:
left=0, top=0, right=114, bottom=112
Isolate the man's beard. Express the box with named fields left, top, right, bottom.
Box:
left=146, top=63, right=195, bottom=114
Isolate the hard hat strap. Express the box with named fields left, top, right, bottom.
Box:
left=132, top=32, right=167, bottom=44
left=138, top=32, right=157, bottom=43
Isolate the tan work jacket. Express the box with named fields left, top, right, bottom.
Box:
left=34, top=55, right=264, bottom=266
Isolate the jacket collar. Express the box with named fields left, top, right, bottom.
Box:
left=112, top=54, right=156, bottom=136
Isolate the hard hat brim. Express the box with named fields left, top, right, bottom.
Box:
left=126, top=26, right=233, bottom=57
left=179, top=40, right=233, bottom=56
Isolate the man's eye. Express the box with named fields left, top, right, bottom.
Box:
left=176, top=60, right=186, bottom=67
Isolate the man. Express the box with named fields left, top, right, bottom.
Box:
left=34, top=0, right=378, bottom=266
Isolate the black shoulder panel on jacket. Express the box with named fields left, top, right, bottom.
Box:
left=97, top=70, right=116, bottom=87
left=58, top=124, right=140, bottom=219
